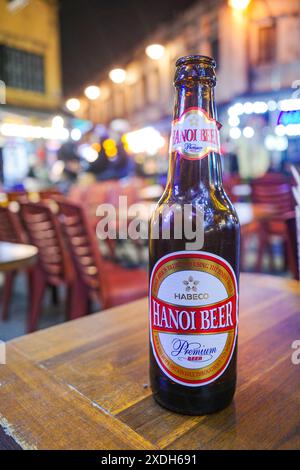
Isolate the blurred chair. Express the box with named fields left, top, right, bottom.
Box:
left=223, top=174, right=242, bottom=203
left=251, top=172, right=290, bottom=185
left=117, top=178, right=140, bottom=206
left=0, top=206, right=28, bottom=320
left=56, top=200, right=148, bottom=319
left=6, top=191, right=29, bottom=203
left=0, top=205, right=27, bottom=244
left=251, top=179, right=293, bottom=214
left=39, top=188, right=62, bottom=201
left=80, top=179, right=141, bottom=231
left=84, top=180, right=118, bottom=226
left=68, top=184, right=89, bottom=204
left=20, top=202, right=75, bottom=332
left=284, top=212, right=299, bottom=280
left=250, top=174, right=294, bottom=272
left=67, top=178, right=142, bottom=261
left=240, top=219, right=264, bottom=272
left=69, top=181, right=113, bottom=231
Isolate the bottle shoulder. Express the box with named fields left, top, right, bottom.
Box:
left=151, top=188, right=240, bottom=228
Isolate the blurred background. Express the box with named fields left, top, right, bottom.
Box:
left=0, top=0, right=299, bottom=339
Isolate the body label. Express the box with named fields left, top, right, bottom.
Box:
left=149, top=251, right=238, bottom=387
left=170, top=107, right=221, bottom=160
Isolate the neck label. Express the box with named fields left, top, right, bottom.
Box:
left=171, top=107, right=221, bottom=160
left=149, top=251, right=238, bottom=387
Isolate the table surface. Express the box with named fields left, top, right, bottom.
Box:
left=0, top=273, right=299, bottom=450
left=0, top=242, right=38, bottom=272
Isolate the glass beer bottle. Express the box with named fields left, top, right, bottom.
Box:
left=149, top=55, right=240, bottom=415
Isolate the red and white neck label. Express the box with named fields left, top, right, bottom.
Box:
left=170, top=107, right=221, bottom=160
left=149, top=251, right=238, bottom=387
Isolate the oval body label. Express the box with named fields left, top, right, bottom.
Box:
left=149, top=251, right=238, bottom=387
left=170, top=107, right=221, bottom=160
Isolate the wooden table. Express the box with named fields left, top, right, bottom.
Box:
left=0, top=242, right=38, bottom=272
left=0, top=273, right=299, bottom=450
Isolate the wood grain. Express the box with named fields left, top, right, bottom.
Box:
left=0, top=346, right=154, bottom=450
left=0, top=273, right=299, bottom=450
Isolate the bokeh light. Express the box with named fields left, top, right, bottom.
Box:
left=84, top=85, right=101, bottom=100
left=109, top=68, right=127, bottom=84
left=65, top=98, right=81, bottom=112
left=145, top=44, right=165, bottom=60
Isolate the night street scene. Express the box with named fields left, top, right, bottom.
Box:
left=0, top=0, right=300, bottom=453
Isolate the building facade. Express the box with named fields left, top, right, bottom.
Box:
left=75, top=0, right=300, bottom=126
left=0, top=0, right=62, bottom=111
left=0, top=0, right=66, bottom=187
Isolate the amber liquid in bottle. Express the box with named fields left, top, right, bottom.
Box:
left=149, top=55, right=240, bottom=415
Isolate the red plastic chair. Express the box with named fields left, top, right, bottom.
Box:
left=20, top=202, right=75, bottom=332
left=223, top=175, right=243, bottom=204
left=39, top=188, right=62, bottom=201
left=6, top=191, right=29, bottom=203
left=0, top=206, right=28, bottom=320
left=252, top=172, right=290, bottom=185
left=67, top=178, right=142, bottom=261
left=68, top=184, right=89, bottom=204
left=284, top=211, right=299, bottom=280
left=56, top=200, right=148, bottom=319
left=250, top=175, right=294, bottom=272
left=251, top=182, right=293, bottom=216
left=100, top=176, right=141, bottom=212
left=0, top=205, right=27, bottom=244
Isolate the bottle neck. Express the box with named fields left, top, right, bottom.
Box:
left=166, top=83, right=223, bottom=200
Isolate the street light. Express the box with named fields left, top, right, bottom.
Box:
left=229, top=0, right=251, bottom=10
left=243, top=126, right=255, bottom=138
left=52, top=115, right=64, bottom=128
left=71, top=128, right=82, bottom=141
left=145, top=44, right=165, bottom=60
left=65, top=98, right=81, bottom=112
left=84, top=85, right=101, bottom=100
left=109, top=68, right=127, bottom=84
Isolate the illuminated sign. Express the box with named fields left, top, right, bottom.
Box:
left=278, top=110, right=300, bottom=126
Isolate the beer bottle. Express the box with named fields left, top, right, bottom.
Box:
left=149, top=55, right=240, bottom=415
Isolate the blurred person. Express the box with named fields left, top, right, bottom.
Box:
left=56, top=141, right=82, bottom=193
left=228, top=151, right=239, bottom=175
left=27, top=164, right=36, bottom=178
left=88, top=138, right=135, bottom=181
left=115, top=141, right=135, bottom=179
left=88, top=141, right=112, bottom=180
left=32, top=145, right=51, bottom=184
